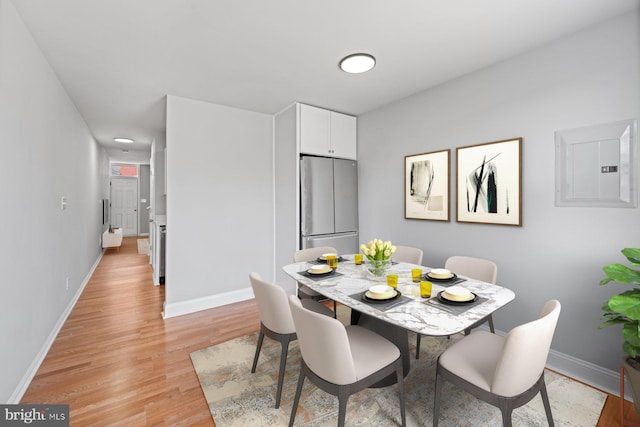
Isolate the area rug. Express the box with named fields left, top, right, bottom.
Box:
left=137, top=238, right=149, bottom=255
left=191, top=321, right=606, bottom=426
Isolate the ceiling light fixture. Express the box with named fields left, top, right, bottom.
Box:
left=339, top=53, right=376, bottom=74
left=114, top=137, right=134, bottom=143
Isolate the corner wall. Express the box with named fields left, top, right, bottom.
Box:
left=0, top=0, right=108, bottom=402
left=357, top=11, right=639, bottom=394
left=164, top=96, right=273, bottom=317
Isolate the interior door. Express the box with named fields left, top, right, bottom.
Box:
left=111, top=177, right=138, bottom=236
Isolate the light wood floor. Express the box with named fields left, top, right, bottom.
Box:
left=20, top=236, right=638, bottom=426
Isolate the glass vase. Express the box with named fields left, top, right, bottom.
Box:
left=367, top=258, right=391, bottom=277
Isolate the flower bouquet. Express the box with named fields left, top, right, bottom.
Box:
left=360, top=239, right=397, bottom=277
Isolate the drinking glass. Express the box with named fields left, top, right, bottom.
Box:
left=386, top=274, right=398, bottom=289
left=420, top=281, right=432, bottom=298
left=411, top=268, right=423, bottom=282
left=326, top=255, right=338, bottom=269
left=354, top=253, right=363, bottom=265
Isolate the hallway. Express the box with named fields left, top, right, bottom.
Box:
left=21, top=236, right=259, bottom=426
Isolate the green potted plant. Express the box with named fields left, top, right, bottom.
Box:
left=599, top=247, right=640, bottom=416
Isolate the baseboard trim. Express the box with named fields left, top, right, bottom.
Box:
left=547, top=347, right=630, bottom=401
left=8, top=252, right=104, bottom=404
left=162, top=287, right=255, bottom=319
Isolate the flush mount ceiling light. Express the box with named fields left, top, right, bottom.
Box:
left=114, top=137, right=134, bottom=143
left=339, top=53, right=376, bottom=74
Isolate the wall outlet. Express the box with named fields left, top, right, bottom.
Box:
left=65, top=277, right=70, bottom=291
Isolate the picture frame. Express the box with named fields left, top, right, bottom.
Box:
left=404, top=149, right=450, bottom=221
left=456, top=138, right=522, bottom=226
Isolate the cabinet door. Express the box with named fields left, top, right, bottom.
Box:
left=330, top=112, right=357, bottom=160
left=300, top=104, right=330, bottom=156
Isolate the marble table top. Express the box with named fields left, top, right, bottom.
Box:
left=283, top=257, right=515, bottom=337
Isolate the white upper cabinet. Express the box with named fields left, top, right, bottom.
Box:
left=299, top=104, right=356, bottom=159
left=329, top=110, right=357, bottom=159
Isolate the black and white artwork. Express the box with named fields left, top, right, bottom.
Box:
left=456, top=138, right=522, bottom=226
left=405, top=150, right=450, bottom=221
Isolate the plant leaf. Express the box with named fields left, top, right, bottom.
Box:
left=623, top=341, right=640, bottom=359
left=623, top=248, right=640, bottom=266
left=602, top=264, right=640, bottom=285
left=607, top=292, right=640, bottom=320
left=623, top=322, right=640, bottom=347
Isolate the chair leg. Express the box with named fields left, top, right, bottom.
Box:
left=395, top=359, right=406, bottom=427
left=499, top=404, right=513, bottom=427
left=251, top=331, right=265, bottom=373
left=488, top=314, right=495, bottom=333
left=540, top=376, right=555, bottom=427
left=333, top=300, right=337, bottom=318
left=275, top=336, right=292, bottom=409
left=337, top=387, right=350, bottom=427
left=433, top=366, right=443, bottom=427
left=415, top=334, right=421, bottom=359
left=288, top=366, right=306, bottom=427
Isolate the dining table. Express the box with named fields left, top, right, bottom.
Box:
left=283, top=255, right=516, bottom=386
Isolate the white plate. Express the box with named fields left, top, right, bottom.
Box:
left=365, top=290, right=398, bottom=300
left=369, top=284, right=393, bottom=294
left=442, top=286, right=474, bottom=301
left=429, top=268, right=452, bottom=279
left=308, top=265, right=332, bottom=275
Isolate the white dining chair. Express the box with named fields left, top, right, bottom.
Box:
left=392, top=245, right=424, bottom=265
left=288, top=295, right=406, bottom=427
left=433, top=299, right=561, bottom=427
left=249, top=272, right=332, bottom=408
left=293, top=246, right=338, bottom=316
left=416, top=255, right=498, bottom=359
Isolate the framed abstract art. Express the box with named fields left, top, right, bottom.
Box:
left=456, top=138, right=522, bottom=226
left=405, top=149, right=450, bottom=221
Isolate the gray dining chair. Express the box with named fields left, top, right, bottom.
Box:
left=416, top=255, right=498, bottom=359
left=294, top=246, right=338, bottom=316
left=392, top=245, right=424, bottom=265
left=249, top=272, right=332, bottom=408
left=287, top=295, right=406, bottom=427
left=433, top=299, right=561, bottom=427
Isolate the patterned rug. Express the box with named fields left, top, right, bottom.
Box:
left=191, top=311, right=606, bottom=426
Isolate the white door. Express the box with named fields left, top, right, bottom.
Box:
left=111, top=177, right=138, bottom=236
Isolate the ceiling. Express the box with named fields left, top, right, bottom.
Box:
left=11, top=0, right=640, bottom=163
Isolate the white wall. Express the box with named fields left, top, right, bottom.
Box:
left=150, top=132, right=166, bottom=219
left=164, top=96, right=273, bottom=317
left=0, top=0, right=108, bottom=402
left=358, top=11, right=639, bottom=393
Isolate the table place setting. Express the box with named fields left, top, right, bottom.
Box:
left=424, top=285, right=489, bottom=315
left=348, top=284, right=413, bottom=311
left=297, top=263, right=343, bottom=281
left=309, top=252, right=351, bottom=265
left=423, top=267, right=467, bottom=286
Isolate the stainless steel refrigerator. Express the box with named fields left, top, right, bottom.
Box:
left=300, top=156, right=359, bottom=254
